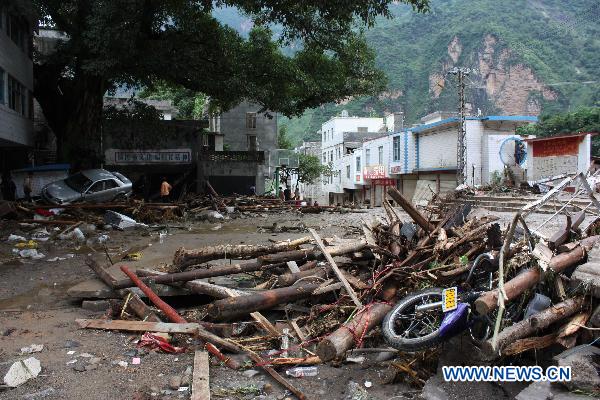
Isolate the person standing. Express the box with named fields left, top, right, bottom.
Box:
left=160, top=177, right=172, bottom=202
left=23, top=172, right=33, bottom=202
left=294, top=186, right=300, bottom=201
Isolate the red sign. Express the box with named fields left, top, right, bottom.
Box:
left=532, top=137, right=580, bottom=157
left=363, top=165, right=386, bottom=180
left=390, top=166, right=402, bottom=174
left=355, top=174, right=362, bottom=182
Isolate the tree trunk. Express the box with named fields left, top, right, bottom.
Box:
left=173, top=237, right=312, bottom=268
left=316, top=302, right=392, bottom=361
left=482, top=296, right=584, bottom=357
left=206, top=283, right=323, bottom=320
left=34, top=64, right=107, bottom=167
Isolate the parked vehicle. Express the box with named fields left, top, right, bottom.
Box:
left=41, top=169, right=132, bottom=205
left=382, top=253, right=503, bottom=351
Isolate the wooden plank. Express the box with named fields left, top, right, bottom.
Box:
left=308, top=228, right=362, bottom=307
left=191, top=351, right=210, bottom=400
left=219, top=286, right=280, bottom=337
left=75, top=319, right=200, bottom=334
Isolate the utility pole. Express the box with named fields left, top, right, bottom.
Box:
left=448, top=67, right=470, bottom=186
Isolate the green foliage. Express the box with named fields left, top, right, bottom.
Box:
left=517, top=107, right=600, bottom=155
left=139, top=82, right=207, bottom=120
left=30, top=0, right=430, bottom=164
left=297, top=154, right=331, bottom=185
left=277, top=126, right=294, bottom=149
left=280, top=0, right=600, bottom=142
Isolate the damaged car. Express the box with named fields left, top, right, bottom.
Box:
left=41, top=169, right=132, bottom=204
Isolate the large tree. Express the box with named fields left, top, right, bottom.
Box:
left=28, top=0, right=428, bottom=164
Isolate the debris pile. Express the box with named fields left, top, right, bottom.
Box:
left=6, top=172, right=599, bottom=398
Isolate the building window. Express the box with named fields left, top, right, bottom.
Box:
left=356, top=157, right=361, bottom=172
left=7, top=75, right=26, bottom=116
left=0, top=68, right=4, bottom=104
left=393, top=136, right=401, bottom=161
left=365, top=149, right=370, bottom=166
left=6, top=13, right=29, bottom=53
left=322, top=132, right=325, bottom=142
left=378, top=146, right=383, bottom=164
left=323, top=152, right=326, bottom=163
left=246, top=112, right=257, bottom=129
left=329, top=151, right=333, bottom=163
left=346, top=165, right=350, bottom=179
left=247, top=135, right=257, bottom=151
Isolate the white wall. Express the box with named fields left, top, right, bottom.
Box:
left=417, top=129, right=457, bottom=170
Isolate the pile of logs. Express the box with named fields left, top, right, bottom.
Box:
left=79, top=185, right=600, bottom=395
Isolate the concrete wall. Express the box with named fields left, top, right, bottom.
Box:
left=219, top=102, right=277, bottom=153
left=417, top=129, right=457, bottom=170
left=0, top=10, right=34, bottom=148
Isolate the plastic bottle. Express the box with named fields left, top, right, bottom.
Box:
left=285, top=366, right=318, bottom=378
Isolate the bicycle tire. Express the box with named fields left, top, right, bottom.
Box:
left=382, top=287, right=445, bottom=352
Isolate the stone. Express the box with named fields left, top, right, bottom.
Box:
left=168, top=375, right=182, bottom=390
left=81, top=299, right=110, bottom=312
left=64, top=339, right=81, bottom=348
left=262, top=383, right=273, bottom=394
left=89, top=357, right=102, bottom=365
left=22, top=387, right=56, bottom=400
left=242, top=369, right=260, bottom=378
left=343, top=381, right=380, bottom=400
left=553, top=345, right=600, bottom=392
left=72, top=364, right=87, bottom=372
left=515, top=381, right=553, bottom=400
left=84, top=364, right=98, bottom=371
left=3, top=357, right=41, bottom=387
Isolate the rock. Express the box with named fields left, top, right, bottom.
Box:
left=515, top=381, right=553, bottom=400
left=20, top=344, right=44, bottom=354
left=553, top=345, right=600, bottom=392
left=22, top=387, right=56, bottom=400
left=421, top=375, right=450, bottom=400
left=81, top=300, right=110, bottom=312
left=168, top=375, right=182, bottom=390
left=84, top=364, right=98, bottom=371
left=72, top=364, right=87, bottom=372
left=242, top=369, right=260, bottom=378
left=89, top=357, right=102, bottom=365
left=64, top=339, right=81, bottom=348
left=262, top=383, right=273, bottom=394
left=344, top=381, right=380, bottom=400
left=3, top=357, right=41, bottom=387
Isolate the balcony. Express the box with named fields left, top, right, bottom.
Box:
left=199, top=151, right=265, bottom=163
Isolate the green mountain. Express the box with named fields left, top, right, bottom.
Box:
left=279, top=0, right=600, bottom=145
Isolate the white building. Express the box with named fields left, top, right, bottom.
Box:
left=319, top=110, right=538, bottom=206
left=0, top=4, right=35, bottom=173
left=320, top=112, right=389, bottom=204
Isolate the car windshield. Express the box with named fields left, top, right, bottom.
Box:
left=64, top=173, right=93, bottom=193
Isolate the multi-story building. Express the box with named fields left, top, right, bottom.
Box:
left=0, top=4, right=35, bottom=173
left=320, top=112, right=388, bottom=204
left=199, top=102, right=277, bottom=195
left=320, top=110, right=538, bottom=206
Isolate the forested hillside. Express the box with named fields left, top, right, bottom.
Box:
left=278, top=0, right=600, bottom=144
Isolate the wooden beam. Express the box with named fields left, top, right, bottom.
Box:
left=191, top=351, right=210, bottom=400
left=76, top=319, right=200, bottom=334
left=308, top=228, right=362, bottom=307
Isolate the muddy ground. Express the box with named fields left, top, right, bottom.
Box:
left=0, top=207, right=583, bottom=400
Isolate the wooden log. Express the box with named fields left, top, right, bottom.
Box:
left=482, top=296, right=584, bottom=357
left=136, top=269, right=246, bottom=299
left=76, top=319, right=201, bottom=334
left=259, top=240, right=368, bottom=265
left=122, top=290, right=161, bottom=322
left=309, top=228, right=362, bottom=307
left=112, top=260, right=286, bottom=289
left=502, top=334, right=558, bottom=356
left=191, top=351, right=210, bottom=400
left=548, top=215, right=571, bottom=250
left=207, top=283, right=323, bottom=320
left=316, top=302, right=392, bottom=361
left=173, top=237, right=311, bottom=268
left=277, top=267, right=329, bottom=287
left=387, top=187, right=435, bottom=233
left=474, top=245, right=589, bottom=315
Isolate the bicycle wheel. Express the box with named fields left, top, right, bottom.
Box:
left=382, top=287, right=445, bottom=352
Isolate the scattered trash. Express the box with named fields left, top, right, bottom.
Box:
left=15, top=248, right=45, bottom=259
left=3, top=357, right=41, bottom=387
left=104, top=210, right=147, bottom=230
left=7, top=234, right=27, bottom=241
left=20, top=344, right=44, bottom=355
left=285, top=366, right=318, bottom=377
left=131, top=357, right=141, bottom=365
